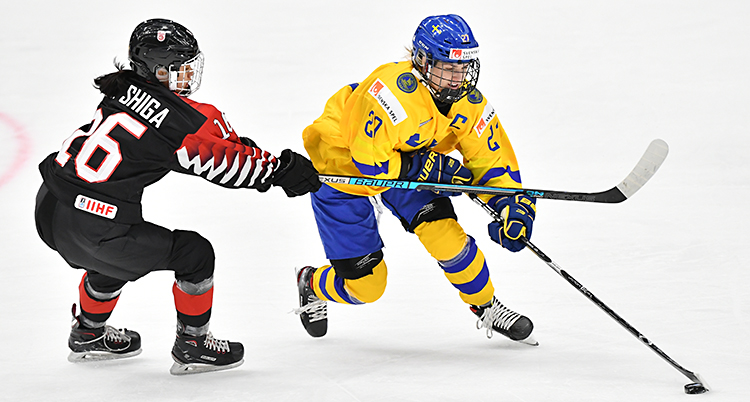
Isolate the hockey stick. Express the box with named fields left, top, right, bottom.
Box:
left=318, top=139, right=669, bottom=203
left=470, top=193, right=709, bottom=394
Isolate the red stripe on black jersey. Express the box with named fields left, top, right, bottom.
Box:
left=39, top=75, right=278, bottom=225
left=175, top=97, right=278, bottom=190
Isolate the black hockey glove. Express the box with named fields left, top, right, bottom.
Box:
left=487, top=194, right=536, bottom=252
left=271, top=149, right=321, bottom=197
left=399, top=149, right=473, bottom=196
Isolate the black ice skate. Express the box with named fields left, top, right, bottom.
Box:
left=470, top=297, right=538, bottom=346
left=67, top=304, right=142, bottom=362
left=170, top=321, right=244, bottom=375
left=293, top=266, right=327, bottom=337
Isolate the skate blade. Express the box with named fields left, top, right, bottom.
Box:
left=68, top=348, right=142, bottom=363
left=169, top=358, right=244, bottom=376
left=516, top=334, right=539, bottom=346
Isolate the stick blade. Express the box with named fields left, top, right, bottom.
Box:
left=684, top=372, right=710, bottom=394
left=615, top=139, right=669, bottom=199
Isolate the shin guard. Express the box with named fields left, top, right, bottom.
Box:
left=78, top=273, right=121, bottom=326
left=415, top=219, right=494, bottom=306
left=173, top=278, right=213, bottom=329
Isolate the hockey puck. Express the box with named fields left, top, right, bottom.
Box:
left=684, top=383, right=708, bottom=394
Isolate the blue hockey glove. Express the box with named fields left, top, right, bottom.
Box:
left=400, top=149, right=473, bottom=195
left=487, top=194, right=536, bottom=252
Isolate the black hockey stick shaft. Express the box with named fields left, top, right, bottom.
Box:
left=318, top=139, right=669, bottom=204
left=470, top=194, right=706, bottom=387
left=319, top=174, right=628, bottom=203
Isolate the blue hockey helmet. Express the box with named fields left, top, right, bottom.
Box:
left=411, top=14, right=480, bottom=103
left=128, top=18, right=204, bottom=95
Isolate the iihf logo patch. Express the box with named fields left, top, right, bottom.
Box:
left=74, top=194, right=117, bottom=219
left=157, top=31, right=167, bottom=42
left=397, top=73, right=417, bottom=94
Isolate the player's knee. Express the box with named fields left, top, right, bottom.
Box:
left=330, top=250, right=384, bottom=280
left=414, top=218, right=468, bottom=261
left=168, top=230, right=215, bottom=283
left=331, top=251, right=387, bottom=303
left=402, top=197, right=457, bottom=233
left=344, top=260, right=387, bottom=303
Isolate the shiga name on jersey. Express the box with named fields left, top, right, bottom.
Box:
left=118, top=85, right=171, bottom=128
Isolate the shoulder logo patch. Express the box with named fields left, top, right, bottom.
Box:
left=368, top=79, right=408, bottom=126
left=397, top=73, right=418, bottom=93
left=467, top=89, right=483, bottom=104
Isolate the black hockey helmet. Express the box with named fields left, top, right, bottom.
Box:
left=128, top=18, right=203, bottom=95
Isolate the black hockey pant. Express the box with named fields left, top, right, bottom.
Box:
left=35, top=184, right=215, bottom=327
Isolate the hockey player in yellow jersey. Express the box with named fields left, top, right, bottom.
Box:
left=295, top=14, right=538, bottom=345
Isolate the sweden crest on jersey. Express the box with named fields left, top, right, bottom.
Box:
left=468, top=89, right=483, bottom=104
left=397, top=73, right=418, bottom=93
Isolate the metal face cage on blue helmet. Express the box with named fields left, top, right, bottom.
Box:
left=128, top=18, right=204, bottom=96
left=411, top=14, right=480, bottom=104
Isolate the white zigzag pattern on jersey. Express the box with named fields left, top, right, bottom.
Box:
left=176, top=146, right=254, bottom=186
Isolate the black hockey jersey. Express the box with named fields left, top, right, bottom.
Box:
left=40, top=74, right=279, bottom=223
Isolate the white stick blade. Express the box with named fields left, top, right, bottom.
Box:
left=615, top=139, right=669, bottom=199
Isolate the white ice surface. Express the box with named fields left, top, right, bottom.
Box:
left=1, top=1, right=748, bottom=401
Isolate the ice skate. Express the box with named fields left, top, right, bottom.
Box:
left=67, top=304, right=142, bottom=362
left=293, top=266, right=327, bottom=337
left=170, top=321, right=244, bottom=375
left=470, top=297, right=538, bottom=346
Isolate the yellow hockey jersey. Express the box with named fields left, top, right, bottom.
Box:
left=303, top=61, right=523, bottom=200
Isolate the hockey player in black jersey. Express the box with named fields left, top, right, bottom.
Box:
left=34, top=18, right=321, bottom=375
